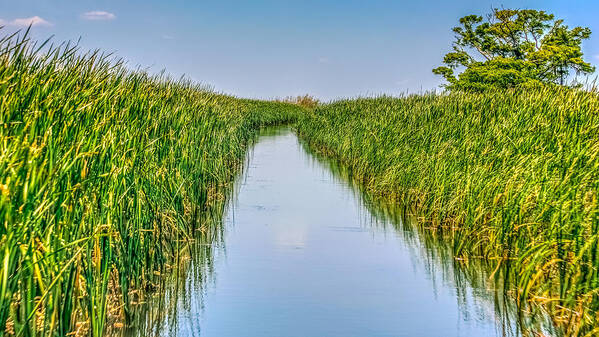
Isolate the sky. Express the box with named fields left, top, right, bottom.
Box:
left=1, top=0, right=599, bottom=100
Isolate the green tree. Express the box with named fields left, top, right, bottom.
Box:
left=433, top=9, right=595, bottom=91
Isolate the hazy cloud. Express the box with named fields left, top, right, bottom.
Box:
left=594, top=54, right=599, bottom=60
left=161, top=34, right=175, bottom=40
left=1, top=16, right=53, bottom=27
left=81, top=11, right=116, bottom=21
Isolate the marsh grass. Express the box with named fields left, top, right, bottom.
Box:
left=0, top=30, right=303, bottom=336
left=297, top=88, right=599, bottom=336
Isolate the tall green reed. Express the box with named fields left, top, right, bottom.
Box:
left=297, top=88, right=599, bottom=336
left=0, top=30, right=303, bottom=336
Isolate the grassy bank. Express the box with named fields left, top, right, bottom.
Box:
left=297, top=88, right=599, bottom=336
left=0, top=32, right=303, bottom=336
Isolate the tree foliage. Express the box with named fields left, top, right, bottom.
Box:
left=433, top=9, right=595, bottom=91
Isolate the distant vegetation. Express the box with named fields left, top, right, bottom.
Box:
left=0, top=31, right=303, bottom=336
left=433, top=8, right=595, bottom=91
left=297, top=87, right=599, bottom=335
left=276, top=94, right=320, bottom=109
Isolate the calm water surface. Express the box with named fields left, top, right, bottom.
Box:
left=124, top=129, right=551, bottom=337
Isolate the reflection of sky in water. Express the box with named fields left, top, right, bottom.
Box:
left=128, top=129, right=555, bottom=337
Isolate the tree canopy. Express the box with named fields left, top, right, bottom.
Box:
left=433, top=9, right=595, bottom=91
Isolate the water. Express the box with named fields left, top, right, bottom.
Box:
left=123, top=129, right=554, bottom=337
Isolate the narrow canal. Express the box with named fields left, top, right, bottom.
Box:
left=125, top=128, right=553, bottom=337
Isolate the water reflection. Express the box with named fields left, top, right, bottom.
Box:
left=120, top=128, right=560, bottom=337
left=299, top=138, right=560, bottom=337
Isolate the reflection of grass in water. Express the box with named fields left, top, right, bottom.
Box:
left=298, top=136, right=561, bottom=337
left=117, top=226, right=221, bottom=337
left=117, top=129, right=279, bottom=337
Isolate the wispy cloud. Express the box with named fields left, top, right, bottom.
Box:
left=81, top=11, right=116, bottom=21
left=161, top=34, right=175, bottom=40
left=0, top=16, right=53, bottom=27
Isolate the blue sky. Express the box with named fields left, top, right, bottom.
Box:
left=2, top=0, right=598, bottom=100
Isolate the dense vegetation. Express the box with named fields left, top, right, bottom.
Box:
left=275, top=94, right=320, bottom=109
left=2, top=8, right=598, bottom=335
left=297, top=88, right=599, bottom=336
left=0, top=32, right=303, bottom=336
left=433, top=8, right=595, bottom=91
